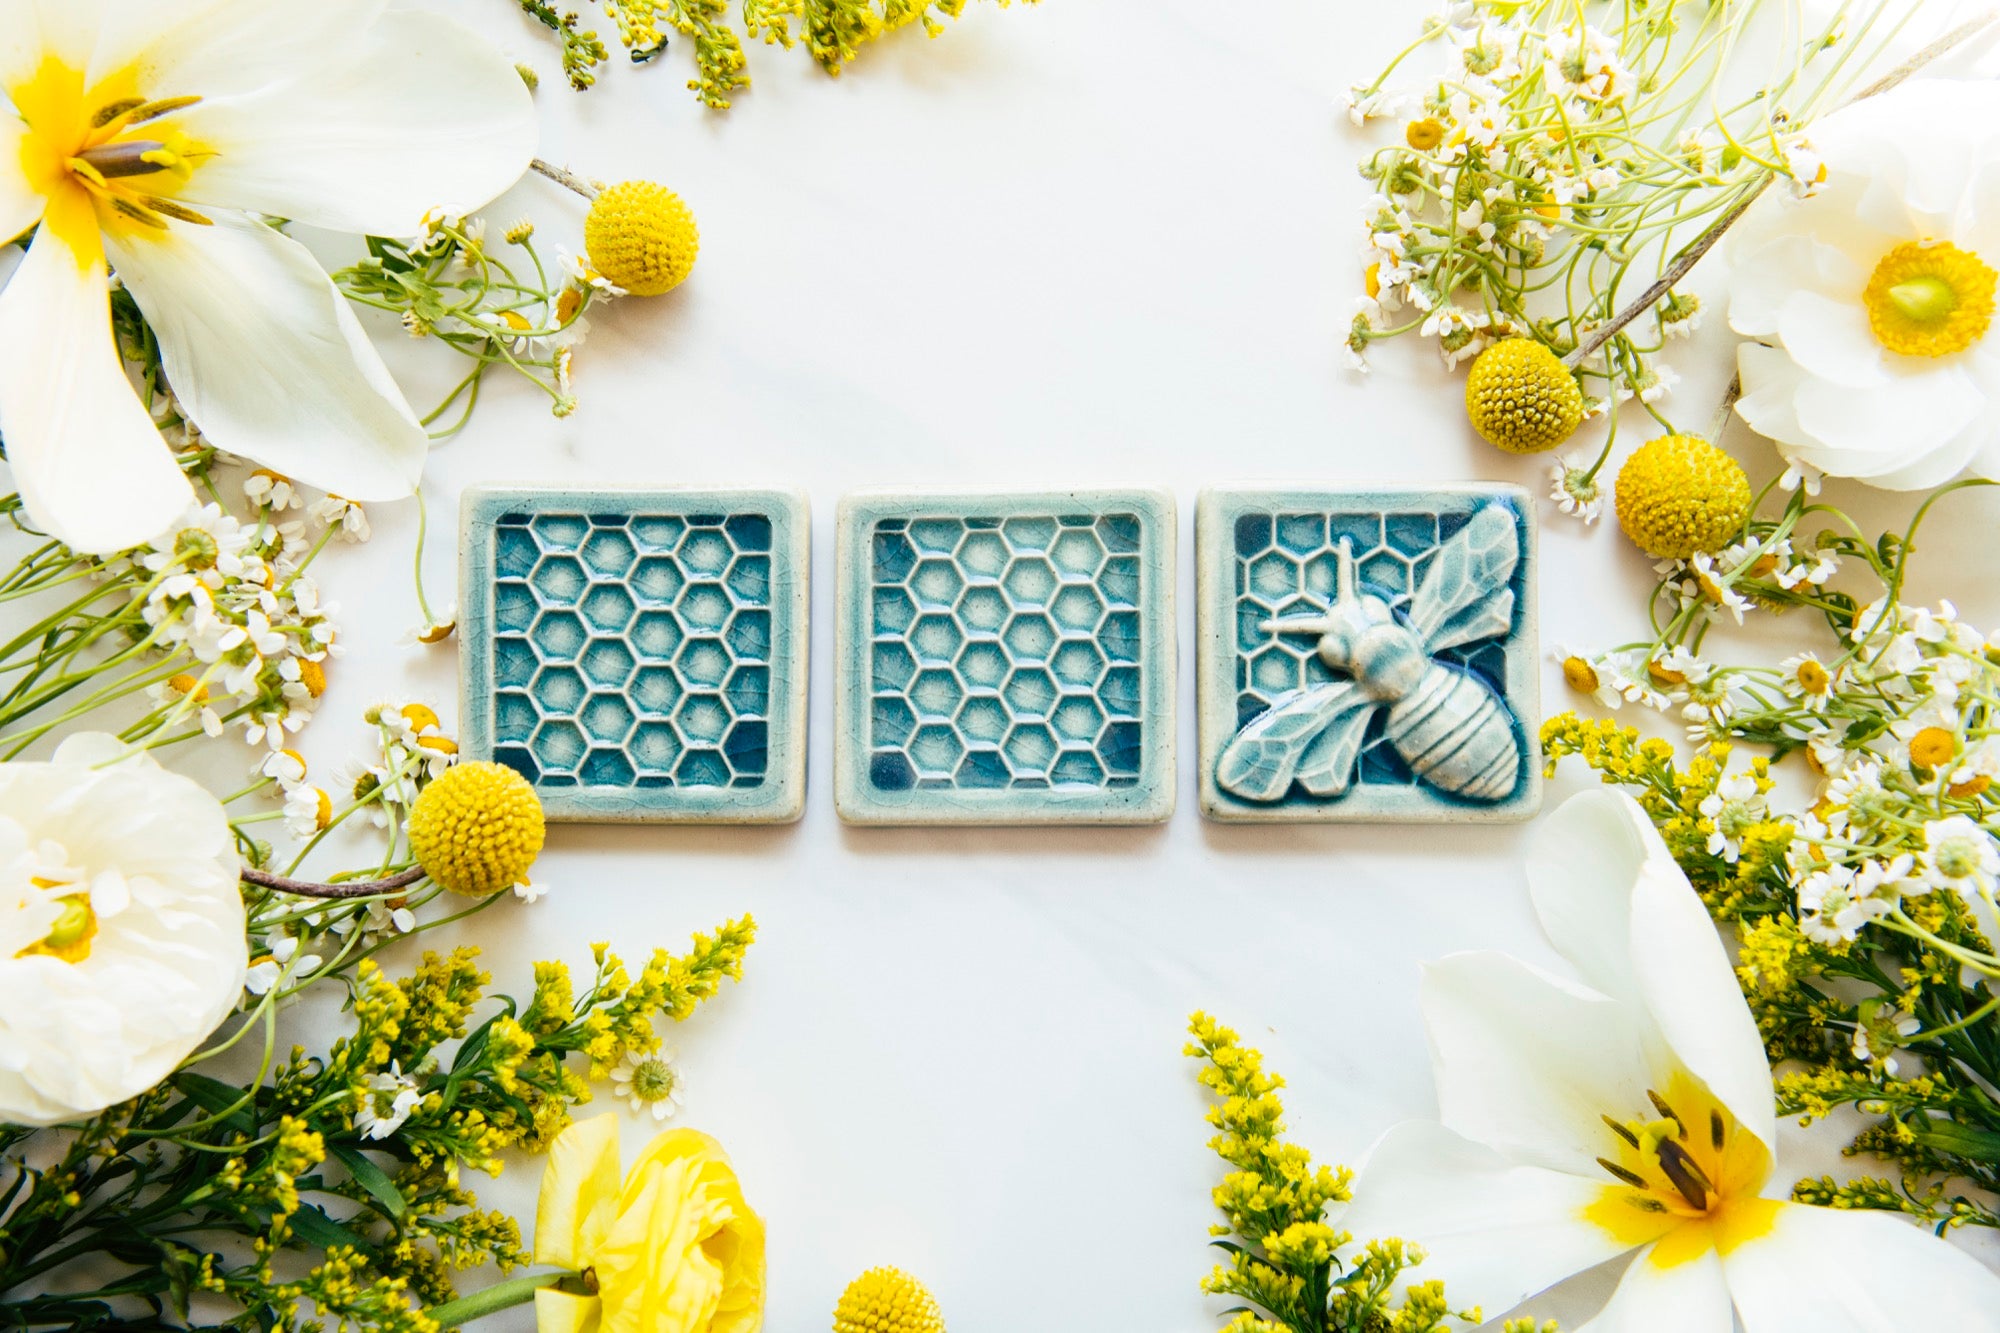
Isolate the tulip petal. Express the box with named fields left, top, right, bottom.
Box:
left=1525, top=789, right=1662, bottom=1005
left=1422, top=951, right=1653, bottom=1177
left=171, top=11, right=535, bottom=238
left=93, top=0, right=386, bottom=97
left=535, top=1113, right=622, bottom=1270
left=0, top=207, right=191, bottom=553
left=1575, top=1246, right=1731, bottom=1333
left=1626, top=859, right=1777, bottom=1164
left=0, top=0, right=105, bottom=88
left=1339, top=1120, right=1634, bottom=1320
left=103, top=214, right=426, bottom=500
left=0, top=118, right=40, bottom=247
left=1723, top=1202, right=2000, bottom=1330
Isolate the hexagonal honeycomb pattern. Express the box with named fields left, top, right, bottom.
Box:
left=865, top=514, right=1145, bottom=794
left=1231, top=509, right=1516, bottom=789
left=487, top=510, right=776, bottom=793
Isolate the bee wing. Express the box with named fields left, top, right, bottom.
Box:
left=1295, top=703, right=1378, bottom=798
left=1216, top=682, right=1379, bottom=803
left=1406, top=504, right=1520, bottom=653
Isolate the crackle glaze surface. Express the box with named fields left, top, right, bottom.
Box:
left=460, top=487, right=808, bottom=822
left=834, top=491, right=1175, bottom=825
left=1196, top=485, right=1541, bottom=823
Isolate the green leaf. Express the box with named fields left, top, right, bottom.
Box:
left=1907, top=1116, right=2000, bottom=1163
left=170, top=1072, right=257, bottom=1131
left=285, top=1203, right=376, bottom=1258
left=330, top=1144, right=407, bottom=1220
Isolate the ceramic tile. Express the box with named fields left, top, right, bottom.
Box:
left=1196, top=485, right=1541, bottom=823
left=834, top=490, right=1176, bottom=825
left=460, top=486, right=808, bottom=823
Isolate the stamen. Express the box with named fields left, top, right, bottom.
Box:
left=1710, top=1109, right=1726, bottom=1150
left=1627, top=1195, right=1669, bottom=1213
left=1596, top=1157, right=1648, bottom=1189
left=1655, top=1139, right=1714, bottom=1211
left=1647, top=1090, right=1687, bottom=1139
left=91, top=97, right=147, bottom=127
left=141, top=196, right=213, bottom=226
left=126, top=95, right=202, bottom=126
left=1601, top=1115, right=1640, bottom=1148
left=108, top=198, right=170, bottom=230
left=76, top=140, right=172, bottom=180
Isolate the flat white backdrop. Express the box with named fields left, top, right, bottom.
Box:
left=261, top=1, right=2000, bottom=1327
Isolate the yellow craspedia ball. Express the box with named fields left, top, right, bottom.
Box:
left=1614, top=434, right=1753, bottom=559
left=1464, top=338, right=1585, bottom=454
left=832, top=1267, right=945, bottom=1333
left=406, top=762, right=545, bottom=897
left=584, top=180, right=699, bottom=296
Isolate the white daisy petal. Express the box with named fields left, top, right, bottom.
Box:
left=0, top=214, right=191, bottom=553
left=1421, top=951, right=1653, bottom=1178
left=1338, top=1121, right=1630, bottom=1320
left=104, top=214, right=427, bottom=501
left=1723, top=1203, right=2000, bottom=1332
left=172, top=11, right=536, bottom=238
left=1574, top=1247, right=1731, bottom=1333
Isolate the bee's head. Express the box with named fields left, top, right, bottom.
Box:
left=1261, top=538, right=1397, bottom=672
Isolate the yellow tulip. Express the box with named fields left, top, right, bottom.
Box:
left=533, top=1114, right=765, bottom=1333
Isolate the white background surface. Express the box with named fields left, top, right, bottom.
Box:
left=275, top=1, right=2000, bottom=1327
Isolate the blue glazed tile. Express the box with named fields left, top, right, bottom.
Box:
left=460, top=486, right=808, bottom=823
left=835, top=490, right=1176, bottom=825
left=1196, top=485, right=1542, bottom=824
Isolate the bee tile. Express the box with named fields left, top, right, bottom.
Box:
left=1195, top=485, right=1541, bottom=824
left=834, top=490, right=1176, bottom=826
left=460, top=486, right=808, bottom=823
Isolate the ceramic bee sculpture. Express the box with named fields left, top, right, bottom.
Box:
left=1216, top=503, right=1523, bottom=805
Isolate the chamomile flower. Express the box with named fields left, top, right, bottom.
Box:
left=1552, top=644, right=1622, bottom=709
left=1921, top=815, right=2000, bottom=896
left=1798, top=863, right=1888, bottom=943
left=610, top=1048, right=685, bottom=1122
left=1699, top=772, right=1766, bottom=863
left=1548, top=453, right=1604, bottom=522
left=243, top=470, right=301, bottom=512
left=283, top=785, right=333, bottom=838
left=309, top=496, right=371, bottom=542
left=514, top=878, right=549, bottom=904
left=355, top=1063, right=423, bottom=1141
left=1781, top=653, right=1838, bottom=712
left=244, top=935, right=323, bottom=997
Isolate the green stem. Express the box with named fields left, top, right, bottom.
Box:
left=426, top=1271, right=573, bottom=1327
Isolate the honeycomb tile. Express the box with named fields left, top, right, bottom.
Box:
left=1195, top=485, right=1541, bottom=824
left=460, top=487, right=809, bottom=823
left=834, top=490, right=1175, bottom=825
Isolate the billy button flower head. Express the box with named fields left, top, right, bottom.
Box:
left=1614, top=435, right=1751, bottom=559
left=1464, top=339, right=1585, bottom=454
left=833, top=1267, right=946, bottom=1333
left=405, top=761, right=546, bottom=897
left=584, top=180, right=700, bottom=297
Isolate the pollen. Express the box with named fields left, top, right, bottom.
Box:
left=832, top=1267, right=946, bottom=1333
left=1614, top=434, right=1751, bottom=559
left=168, top=672, right=209, bottom=704
left=1909, top=726, right=1957, bottom=771
left=1863, top=240, right=1996, bottom=357
left=406, top=761, right=545, bottom=897
left=1465, top=339, right=1585, bottom=454
left=584, top=180, right=700, bottom=297
left=297, top=658, right=326, bottom=698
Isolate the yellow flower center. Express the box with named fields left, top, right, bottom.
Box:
left=1794, top=658, right=1830, bottom=694
left=1909, top=725, right=1957, bottom=771
left=168, top=671, right=210, bottom=704
left=1405, top=117, right=1446, bottom=151
left=1583, top=1077, right=1777, bottom=1267
left=1561, top=655, right=1600, bottom=693
left=17, top=892, right=98, bottom=964
left=297, top=658, right=327, bottom=699
left=400, top=703, right=441, bottom=734
left=11, top=56, right=213, bottom=256
left=1863, top=241, right=1996, bottom=357
left=629, top=1057, right=677, bottom=1102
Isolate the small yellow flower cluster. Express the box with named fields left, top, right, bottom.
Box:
left=585, top=180, right=699, bottom=296
left=832, top=1266, right=946, bottom=1333
left=406, top=762, right=547, bottom=897
left=1463, top=339, right=1584, bottom=454
left=1613, top=434, right=1751, bottom=559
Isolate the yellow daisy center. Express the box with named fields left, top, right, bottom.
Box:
left=1909, top=725, right=1957, bottom=771
left=1561, top=655, right=1600, bottom=693
left=1794, top=658, right=1831, bottom=695
left=1863, top=240, right=1996, bottom=357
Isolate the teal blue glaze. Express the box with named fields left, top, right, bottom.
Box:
left=460, top=486, right=808, bottom=824
left=1196, top=485, right=1542, bottom=824
left=835, top=490, right=1176, bottom=825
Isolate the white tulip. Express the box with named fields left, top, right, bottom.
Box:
left=1728, top=80, right=2000, bottom=490
left=0, top=0, right=537, bottom=553
left=1340, top=790, right=2000, bottom=1330
left=0, top=733, right=246, bottom=1126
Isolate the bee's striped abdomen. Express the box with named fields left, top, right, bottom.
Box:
left=1383, top=664, right=1519, bottom=801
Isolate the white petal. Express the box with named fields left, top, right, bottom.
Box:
left=1422, top=951, right=1653, bottom=1177
left=104, top=214, right=426, bottom=500
left=1338, top=1120, right=1632, bottom=1320
left=93, top=0, right=386, bottom=97
left=1526, top=790, right=1662, bottom=1005
left=1627, top=858, right=1777, bottom=1160
left=1727, top=236, right=1866, bottom=339
left=0, top=212, right=190, bottom=552
left=0, top=0, right=105, bottom=89
left=1734, top=341, right=1814, bottom=450
left=1775, top=289, right=1886, bottom=386
left=172, top=11, right=535, bottom=238
left=1575, top=1247, right=1731, bottom=1333
left=0, top=116, right=40, bottom=246
left=1792, top=368, right=1983, bottom=479
left=1723, top=1203, right=2000, bottom=1331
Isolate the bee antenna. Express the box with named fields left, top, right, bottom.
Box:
left=1334, top=536, right=1357, bottom=607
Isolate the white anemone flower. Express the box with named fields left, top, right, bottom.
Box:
left=0, top=0, right=536, bottom=552
left=0, top=732, right=246, bottom=1125
left=1339, top=790, right=2000, bottom=1329
left=1728, top=80, right=2000, bottom=490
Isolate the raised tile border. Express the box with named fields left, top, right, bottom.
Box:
left=460, top=485, right=809, bottom=824
left=1195, top=484, right=1542, bottom=824
left=834, top=489, right=1177, bottom=826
